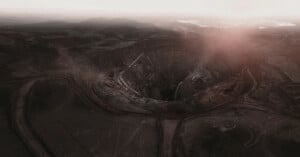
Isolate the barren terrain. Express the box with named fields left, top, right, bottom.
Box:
left=0, top=19, right=300, bottom=157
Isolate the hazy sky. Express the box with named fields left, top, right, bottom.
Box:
left=1, top=0, right=300, bottom=18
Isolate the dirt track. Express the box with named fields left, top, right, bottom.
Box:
left=1, top=21, right=300, bottom=157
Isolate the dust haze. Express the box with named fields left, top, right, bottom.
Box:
left=0, top=1, right=300, bottom=157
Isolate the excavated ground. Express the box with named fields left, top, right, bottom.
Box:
left=0, top=21, right=300, bottom=157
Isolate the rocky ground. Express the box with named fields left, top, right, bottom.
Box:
left=0, top=19, right=300, bottom=157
